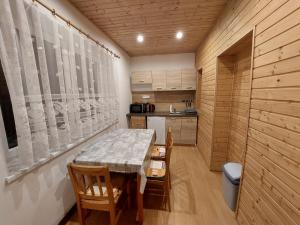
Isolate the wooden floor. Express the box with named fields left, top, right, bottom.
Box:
left=65, top=146, right=238, bottom=225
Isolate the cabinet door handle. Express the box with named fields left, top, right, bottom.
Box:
left=171, top=87, right=176, bottom=90
left=186, top=87, right=193, bottom=89
left=139, top=80, right=145, bottom=83
left=156, top=87, right=162, bottom=90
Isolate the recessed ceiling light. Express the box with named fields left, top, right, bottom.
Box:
left=176, top=31, right=183, bottom=40
left=137, top=34, right=144, bottom=43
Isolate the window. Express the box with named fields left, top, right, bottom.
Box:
left=0, top=60, right=17, bottom=148
left=0, top=0, right=119, bottom=182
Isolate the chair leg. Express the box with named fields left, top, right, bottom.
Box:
left=169, top=172, right=172, bottom=190
left=110, top=209, right=116, bottom=225
left=165, top=183, right=171, bottom=212
left=167, top=189, right=171, bottom=212
left=127, top=179, right=132, bottom=209
left=77, top=204, right=86, bottom=225
left=162, top=189, right=167, bottom=210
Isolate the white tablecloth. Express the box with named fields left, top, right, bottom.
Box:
left=74, top=128, right=155, bottom=193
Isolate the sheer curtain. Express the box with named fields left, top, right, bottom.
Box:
left=0, top=0, right=119, bottom=176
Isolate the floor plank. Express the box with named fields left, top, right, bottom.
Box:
left=65, top=146, right=238, bottom=225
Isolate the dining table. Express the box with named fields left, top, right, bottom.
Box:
left=74, top=128, right=156, bottom=225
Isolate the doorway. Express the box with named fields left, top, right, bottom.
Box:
left=212, top=31, right=253, bottom=170
left=196, top=68, right=202, bottom=109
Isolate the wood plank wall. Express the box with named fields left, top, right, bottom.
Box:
left=212, top=56, right=235, bottom=170
left=228, top=48, right=252, bottom=163
left=195, top=0, right=300, bottom=224
left=211, top=46, right=252, bottom=170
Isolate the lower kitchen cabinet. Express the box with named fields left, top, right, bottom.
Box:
left=166, top=117, right=197, bottom=145
left=180, top=118, right=197, bottom=144
left=130, top=116, right=146, bottom=129
left=166, top=117, right=182, bottom=144
left=128, top=115, right=197, bottom=144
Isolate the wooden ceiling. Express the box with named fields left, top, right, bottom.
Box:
left=69, top=0, right=228, bottom=56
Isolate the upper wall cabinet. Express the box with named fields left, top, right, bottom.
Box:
left=131, top=71, right=152, bottom=84
left=166, top=70, right=182, bottom=90
left=131, top=69, right=196, bottom=92
left=181, top=69, right=196, bottom=90
left=131, top=71, right=153, bottom=92
left=152, top=71, right=167, bottom=91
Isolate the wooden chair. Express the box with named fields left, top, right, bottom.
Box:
left=67, top=163, right=128, bottom=225
left=150, top=129, right=172, bottom=160
left=145, top=128, right=173, bottom=211
left=150, top=128, right=173, bottom=189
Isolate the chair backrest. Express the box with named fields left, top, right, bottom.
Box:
left=165, top=127, right=174, bottom=173
left=67, top=163, right=115, bottom=204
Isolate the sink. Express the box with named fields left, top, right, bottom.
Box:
left=169, top=111, right=184, bottom=115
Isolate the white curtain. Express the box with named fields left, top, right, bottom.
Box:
left=0, top=0, right=119, bottom=175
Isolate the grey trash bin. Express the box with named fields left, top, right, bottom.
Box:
left=222, top=162, right=242, bottom=210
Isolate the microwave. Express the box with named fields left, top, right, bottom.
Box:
left=130, top=103, right=146, bottom=113
left=130, top=103, right=155, bottom=113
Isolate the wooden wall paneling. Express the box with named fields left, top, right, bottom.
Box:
left=211, top=55, right=235, bottom=171
left=227, top=46, right=252, bottom=163
left=209, top=31, right=253, bottom=171
left=235, top=28, right=256, bottom=217
left=244, top=148, right=299, bottom=225
left=196, top=69, right=203, bottom=110
left=252, top=71, right=300, bottom=89
left=196, top=0, right=300, bottom=223
left=241, top=161, right=293, bottom=225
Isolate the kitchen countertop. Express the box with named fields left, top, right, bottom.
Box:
left=126, top=111, right=198, bottom=117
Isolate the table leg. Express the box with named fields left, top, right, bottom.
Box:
left=136, top=174, right=144, bottom=225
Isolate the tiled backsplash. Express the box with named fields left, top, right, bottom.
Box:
left=132, top=91, right=195, bottom=112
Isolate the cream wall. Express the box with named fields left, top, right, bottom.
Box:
left=130, top=53, right=196, bottom=71
left=130, top=53, right=196, bottom=112
left=0, top=0, right=131, bottom=225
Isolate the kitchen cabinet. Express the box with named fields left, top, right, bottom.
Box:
left=166, top=117, right=182, bottom=144
left=180, top=117, right=197, bottom=144
left=181, top=69, right=196, bottom=90
left=130, top=116, right=146, bottom=129
left=127, top=114, right=198, bottom=144
left=166, top=117, right=197, bottom=144
left=131, top=69, right=197, bottom=92
left=152, top=71, right=167, bottom=91
left=131, top=71, right=152, bottom=84
left=166, top=70, right=182, bottom=90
